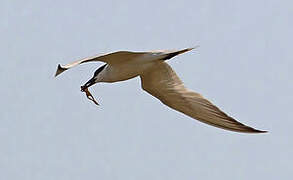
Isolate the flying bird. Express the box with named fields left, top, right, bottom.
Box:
left=55, top=47, right=266, bottom=133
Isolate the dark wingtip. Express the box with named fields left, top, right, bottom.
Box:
left=254, top=129, right=268, bottom=133
left=245, top=128, right=268, bottom=134
left=54, top=64, right=67, bottom=77
left=252, top=130, right=267, bottom=134
left=189, top=45, right=200, bottom=51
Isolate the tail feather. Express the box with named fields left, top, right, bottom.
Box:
left=161, top=46, right=199, bottom=60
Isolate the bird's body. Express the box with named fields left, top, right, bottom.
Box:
left=96, top=56, right=153, bottom=83
left=55, top=47, right=266, bottom=133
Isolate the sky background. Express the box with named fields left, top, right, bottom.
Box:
left=1, top=0, right=292, bottom=179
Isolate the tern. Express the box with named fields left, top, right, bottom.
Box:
left=55, top=47, right=266, bottom=133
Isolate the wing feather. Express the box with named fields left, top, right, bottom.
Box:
left=55, top=51, right=147, bottom=77
left=55, top=48, right=197, bottom=77
left=140, top=62, right=266, bottom=133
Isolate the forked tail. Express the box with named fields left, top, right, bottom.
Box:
left=161, top=46, right=199, bottom=60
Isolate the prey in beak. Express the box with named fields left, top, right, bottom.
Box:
left=81, top=77, right=99, bottom=106
left=80, top=64, right=107, bottom=106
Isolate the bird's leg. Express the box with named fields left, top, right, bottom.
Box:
left=81, top=86, right=99, bottom=106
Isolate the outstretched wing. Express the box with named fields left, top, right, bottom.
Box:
left=140, top=62, right=266, bottom=133
left=55, top=51, right=148, bottom=77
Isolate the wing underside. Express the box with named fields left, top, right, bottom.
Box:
left=140, top=62, right=266, bottom=133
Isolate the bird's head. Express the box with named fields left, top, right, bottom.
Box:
left=80, top=64, right=107, bottom=91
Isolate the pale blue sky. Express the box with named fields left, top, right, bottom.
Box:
left=1, top=0, right=292, bottom=179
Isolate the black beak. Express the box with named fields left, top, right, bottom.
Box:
left=81, top=77, right=96, bottom=91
